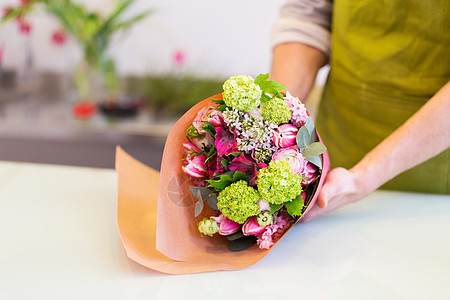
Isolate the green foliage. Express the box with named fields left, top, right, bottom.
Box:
left=2, top=0, right=152, bottom=98
left=207, top=171, right=249, bottom=192
left=125, top=75, right=224, bottom=118
left=254, top=73, right=287, bottom=95
left=284, top=194, right=305, bottom=218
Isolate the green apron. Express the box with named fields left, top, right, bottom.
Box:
left=316, top=0, right=450, bottom=193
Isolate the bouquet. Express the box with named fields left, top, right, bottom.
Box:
left=115, top=73, right=329, bottom=274
left=182, top=74, right=327, bottom=251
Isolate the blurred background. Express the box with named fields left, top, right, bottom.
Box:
left=0, top=0, right=325, bottom=170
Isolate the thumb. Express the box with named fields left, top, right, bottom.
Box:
left=317, top=167, right=348, bottom=208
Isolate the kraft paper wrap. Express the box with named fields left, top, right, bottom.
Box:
left=116, top=94, right=330, bottom=274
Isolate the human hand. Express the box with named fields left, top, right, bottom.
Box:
left=302, top=167, right=364, bottom=222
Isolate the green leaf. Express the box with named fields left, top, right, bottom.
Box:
left=228, top=236, right=257, bottom=252
left=254, top=73, right=269, bottom=86
left=211, top=98, right=225, bottom=105
left=284, top=194, right=305, bottom=218
left=260, top=93, right=272, bottom=103
left=229, top=152, right=242, bottom=157
left=206, top=194, right=219, bottom=210
left=206, top=171, right=248, bottom=191
left=194, top=200, right=204, bottom=217
left=216, top=104, right=227, bottom=111
left=186, top=125, right=201, bottom=138
left=189, top=186, right=212, bottom=201
left=199, top=121, right=216, bottom=136
left=296, top=126, right=311, bottom=149
left=302, top=142, right=327, bottom=158
left=226, top=231, right=244, bottom=241
left=270, top=203, right=282, bottom=214
left=305, top=155, right=323, bottom=170
left=304, top=117, right=315, bottom=137
left=254, top=73, right=286, bottom=95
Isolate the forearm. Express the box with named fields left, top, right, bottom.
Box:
left=351, top=81, right=450, bottom=196
left=270, top=42, right=327, bottom=101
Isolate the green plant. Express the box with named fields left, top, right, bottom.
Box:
left=2, top=0, right=152, bottom=99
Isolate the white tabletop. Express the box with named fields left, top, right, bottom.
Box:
left=0, top=160, right=449, bottom=300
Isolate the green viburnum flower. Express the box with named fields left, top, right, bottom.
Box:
left=222, top=75, right=262, bottom=111
left=217, top=180, right=260, bottom=224
left=197, top=218, right=219, bottom=236
left=256, top=160, right=303, bottom=205
left=257, top=210, right=273, bottom=226
left=261, top=98, right=292, bottom=125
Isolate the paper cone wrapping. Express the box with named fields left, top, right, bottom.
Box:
left=116, top=94, right=330, bottom=274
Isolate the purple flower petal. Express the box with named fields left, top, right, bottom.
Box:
left=228, top=153, right=259, bottom=186
left=215, top=126, right=238, bottom=157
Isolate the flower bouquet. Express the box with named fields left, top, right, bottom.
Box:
left=182, top=74, right=327, bottom=251
left=115, top=73, right=329, bottom=274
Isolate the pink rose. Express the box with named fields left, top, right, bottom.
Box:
left=272, top=146, right=307, bottom=175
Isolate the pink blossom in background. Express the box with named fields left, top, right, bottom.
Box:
left=19, top=0, right=32, bottom=6
left=51, top=29, right=67, bottom=45
left=2, top=6, right=12, bottom=17
left=16, top=17, right=32, bottom=34
left=173, top=49, right=186, bottom=65
left=0, top=47, right=3, bottom=63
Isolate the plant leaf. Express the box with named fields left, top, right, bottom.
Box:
left=260, top=93, right=272, bottom=103
left=189, top=186, right=212, bottom=201
left=254, top=73, right=286, bottom=95
left=194, top=199, right=204, bottom=217
left=206, top=171, right=248, bottom=191
left=199, top=121, right=216, bottom=136
left=296, top=126, right=311, bottom=149
left=226, top=231, right=244, bottom=241
left=284, top=194, right=305, bottom=218
left=206, top=194, right=219, bottom=210
left=228, top=236, right=257, bottom=252
left=302, top=142, right=327, bottom=158
left=270, top=203, right=282, bottom=214
left=305, top=155, right=323, bottom=169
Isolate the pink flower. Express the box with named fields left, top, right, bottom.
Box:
left=173, top=49, right=186, bottom=65
left=51, top=29, right=67, bottom=45
left=212, top=214, right=241, bottom=236
left=302, top=162, right=318, bottom=186
left=183, top=142, right=200, bottom=154
left=258, top=199, right=270, bottom=213
left=182, top=155, right=208, bottom=178
left=17, top=18, right=32, bottom=34
left=242, top=216, right=267, bottom=236
left=207, top=154, right=225, bottom=179
left=273, top=124, right=298, bottom=148
left=284, top=92, right=308, bottom=128
left=193, top=103, right=220, bottom=134
left=272, top=146, right=308, bottom=175
left=228, top=153, right=260, bottom=186
left=215, top=126, right=238, bottom=157
left=208, top=109, right=225, bottom=127
left=191, top=132, right=214, bottom=150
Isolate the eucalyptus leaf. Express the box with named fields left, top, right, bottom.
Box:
left=206, top=194, right=219, bottom=210
left=296, top=126, right=311, bottom=149
left=304, top=117, right=315, bottom=137
left=228, top=236, right=257, bottom=252
left=194, top=200, right=204, bottom=217
left=305, top=155, right=323, bottom=169
left=302, top=142, right=327, bottom=158
left=189, top=186, right=212, bottom=201
left=226, top=231, right=244, bottom=241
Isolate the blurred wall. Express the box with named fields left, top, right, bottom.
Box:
left=0, top=0, right=285, bottom=79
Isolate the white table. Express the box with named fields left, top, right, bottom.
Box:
left=0, top=160, right=449, bottom=300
